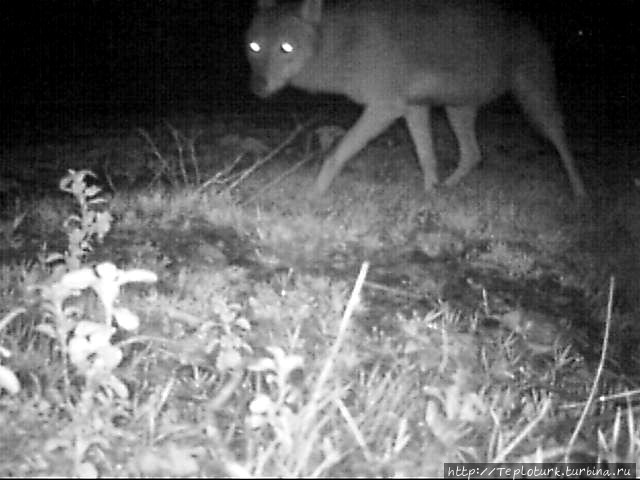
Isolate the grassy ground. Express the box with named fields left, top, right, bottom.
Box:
left=0, top=105, right=639, bottom=476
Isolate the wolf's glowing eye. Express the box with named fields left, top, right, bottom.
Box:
left=280, top=42, right=294, bottom=53
left=249, top=41, right=261, bottom=53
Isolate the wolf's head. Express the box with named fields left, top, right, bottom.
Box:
left=246, top=0, right=323, bottom=97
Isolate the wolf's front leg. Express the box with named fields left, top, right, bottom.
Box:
left=310, top=103, right=403, bottom=198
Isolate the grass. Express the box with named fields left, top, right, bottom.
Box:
left=0, top=108, right=639, bottom=476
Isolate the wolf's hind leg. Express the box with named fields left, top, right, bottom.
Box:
left=513, top=66, right=587, bottom=198
left=442, top=105, right=481, bottom=187
left=405, top=105, right=439, bottom=191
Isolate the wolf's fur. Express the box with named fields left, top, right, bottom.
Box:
left=246, top=0, right=586, bottom=198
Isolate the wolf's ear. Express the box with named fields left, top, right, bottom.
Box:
left=299, top=0, right=323, bottom=24
left=257, top=0, right=277, bottom=10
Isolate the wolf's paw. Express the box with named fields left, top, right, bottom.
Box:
left=423, top=178, right=439, bottom=192
left=306, top=186, right=323, bottom=202
left=572, top=182, right=588, bottom=200
left=442, top=170, right=469, bottom=187
left=574, top=192, right=592, bottom=210
left=307, top=177, right=333, bottom=200
left=306, top=184, right=333, bottom=208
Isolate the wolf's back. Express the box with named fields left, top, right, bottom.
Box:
left=283, top=0, right=548, bottom=106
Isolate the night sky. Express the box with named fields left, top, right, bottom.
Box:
left=0, top=0, right=638, bottom=136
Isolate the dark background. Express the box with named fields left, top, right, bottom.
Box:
left=0, top=0, right=638, bottom=140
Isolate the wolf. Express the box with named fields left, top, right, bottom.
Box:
left=246, top=0, right=587, bottom=198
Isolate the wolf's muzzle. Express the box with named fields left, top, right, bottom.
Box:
left=250, top=75, right=271, bottom=98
